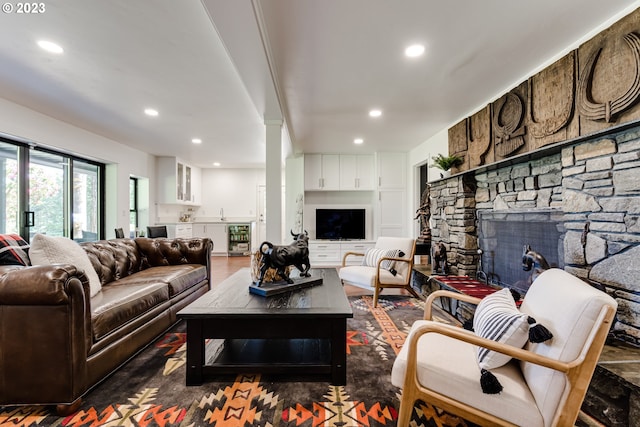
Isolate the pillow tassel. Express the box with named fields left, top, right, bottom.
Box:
left=480, top=369, right=503, bottom=394
left=527, top=316, right=553, bottom=343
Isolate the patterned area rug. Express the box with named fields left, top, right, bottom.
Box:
left=0, top=295, right=473, bottom=427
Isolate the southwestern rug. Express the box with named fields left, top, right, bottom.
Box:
left=0, top=295, right=473, bottom=427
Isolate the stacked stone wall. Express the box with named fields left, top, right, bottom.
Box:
left=428, top=174, right=477, bottom=277
left=562, top=128, right=640, bottom=345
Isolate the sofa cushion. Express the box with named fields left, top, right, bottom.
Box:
left=29, top=234, right=102, bottom=297
left=0, top=234, right=30, bottom=266
left=110, top=265, right=208, bottom=297
left=91, top=281, right=169, bottom=341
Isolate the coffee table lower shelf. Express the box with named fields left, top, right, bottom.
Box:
left=202, top=338, right=332, bottom=377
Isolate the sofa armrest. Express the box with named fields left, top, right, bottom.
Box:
left=0, top=264, right=93, bottom=405
left=0, top=264, right=91, bottom=305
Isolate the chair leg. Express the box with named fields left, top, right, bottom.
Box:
left=397, top=393, right=414, bottom=426
left=373, top=285, right=381, bottom=307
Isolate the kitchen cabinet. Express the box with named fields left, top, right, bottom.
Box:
left=304, top=154, right=340, bottom=190
left=157, top=157, right=201, bottom=205
left=339, top=154, right=375, bottom=190
left=166, top=223, right=193, bottom=238
left=192, top=223, right=228, bottom=255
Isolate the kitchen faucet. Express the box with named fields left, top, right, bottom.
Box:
left=220, top=208, right=226, bottom=221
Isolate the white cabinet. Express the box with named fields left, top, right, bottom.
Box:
left=309, top=240, right=375, bottom=267
left=339, top=154, right=375, bottom=190
left=166, top=223, right=193, bottom=238
left=376, top=152, right=407, bottom=237
left=193, top=223, right=228, bottom=255
left=157, top=157, right=201, bottom=205
left=309, top=241, right=342, bottom=266
left=377, top=152, right=406, bottom=189
left=378, top=190, right=406, bottom=237
left=304, top=154, right=340, bottom=190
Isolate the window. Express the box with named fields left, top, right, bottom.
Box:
left=0, top=138, right=104, bottom=241
left=130, top=177, right=138, bottom=235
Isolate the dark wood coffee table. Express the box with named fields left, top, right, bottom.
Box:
left=177, top=268, right=353, bottom=385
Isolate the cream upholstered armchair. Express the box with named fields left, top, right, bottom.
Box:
left=339, top=236, right=419, bottom=307
left=391, top=268, right=617, bottom=427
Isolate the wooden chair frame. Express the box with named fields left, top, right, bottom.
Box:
left=397, top=289, right=616, bottom=427
left=342, top=239, right=419, bottom=307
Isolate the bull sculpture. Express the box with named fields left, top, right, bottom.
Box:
left=256, top=230, right=311, bottom=287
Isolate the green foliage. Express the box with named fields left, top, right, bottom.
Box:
left=431, top=153, right=463, bottom=171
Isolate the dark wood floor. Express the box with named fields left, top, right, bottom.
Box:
left=210, top=255, right=414, bottom=297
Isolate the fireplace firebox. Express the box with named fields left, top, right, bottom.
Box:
left=477, top=209, right=565, bottom=296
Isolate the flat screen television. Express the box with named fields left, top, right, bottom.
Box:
left=316, top=208, right=366, bottom=240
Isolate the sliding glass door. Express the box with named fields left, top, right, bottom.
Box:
left=28, top=150, right=66, bottom=238
left=72, top=159, right=100, bottom=241
left=0, top=138, right=104, bottom=241
left=0, top=141, right=19, bottom=234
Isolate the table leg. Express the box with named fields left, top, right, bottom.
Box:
left=330, top=318, right=347, bottom=385
left=185, top=320, right=204, bottom=386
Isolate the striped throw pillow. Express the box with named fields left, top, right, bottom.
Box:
left=362, top=248, right=404, bottom=272
left=473, top=287, right=530, bottom=370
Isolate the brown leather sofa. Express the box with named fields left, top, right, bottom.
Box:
left=0, top=237, right=212, bottom=414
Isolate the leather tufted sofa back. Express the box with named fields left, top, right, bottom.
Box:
left=82, top=238, right=141, bottom=285
left=81, top=237, right=211, bottom=286
left=135, top=237, right=211, bottom=270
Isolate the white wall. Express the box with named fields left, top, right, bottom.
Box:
left=196, top=168, right=265, bottom=221
left=0, top=97, right=156, bottom=238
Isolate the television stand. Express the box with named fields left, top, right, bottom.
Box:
left=309, top=240, right=375, bottom=267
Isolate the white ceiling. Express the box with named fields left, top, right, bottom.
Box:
left=0, top=0, right=638, bottom=169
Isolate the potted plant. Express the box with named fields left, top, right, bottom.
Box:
left=431, top=153, right=463, bottom=178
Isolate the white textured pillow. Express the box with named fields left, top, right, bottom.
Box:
left=361, top=248, right=404, bottom=272
left=29, top=234, right=102, bottom=297
left=473, top=287, right=530, bottom=370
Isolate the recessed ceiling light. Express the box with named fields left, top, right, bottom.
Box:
left=405, top=44, right=425, bottom=58
left=369, top=109, right=382, bottom=118
left=192, top=138, right=202, bottom=144
left=37, top=40, right=64, bottom=54
left=144, top=108, right=159, bottom=117
left=212, top=162, right=221, bottom=167
left=354, top=138, right=364, bottom=145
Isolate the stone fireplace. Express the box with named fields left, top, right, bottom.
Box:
left=423, top=9, right=640, bottom=423
left=429, top=122, right=640, bottom=346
